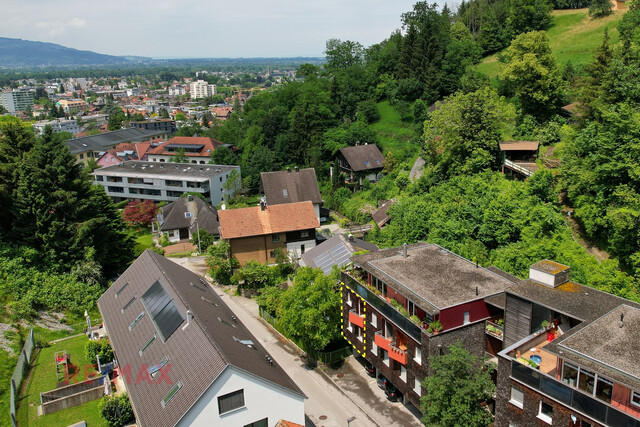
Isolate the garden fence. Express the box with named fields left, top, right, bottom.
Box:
left=258, top=307, right=351, bottom=365
left=10, top=328, right=35, bottom=427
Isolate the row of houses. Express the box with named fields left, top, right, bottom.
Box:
left=341, top=242, right=640, bottom=427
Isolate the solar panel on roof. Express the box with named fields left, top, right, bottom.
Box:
left=142, top=280, right=184, bottom=342
left=312, top=242, right=353, bottom=275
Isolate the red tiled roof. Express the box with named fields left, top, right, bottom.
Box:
left=146, top=136, right=225, bottom=157
left=218, top=201, right=319, bottom=239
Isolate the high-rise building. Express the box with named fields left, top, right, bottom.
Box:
left=189, top=80, right=216, bottom=99
left=0, top=89, right=35, bottom=112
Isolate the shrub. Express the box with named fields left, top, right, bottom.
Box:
left=86, top=338, right=114, bottom=363
left=100, top=393, right=135, bottom=427
left=159, top=233, right=170, bottom=247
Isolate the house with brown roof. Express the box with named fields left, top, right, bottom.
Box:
left=95, top=142, right=153, bottom=167
left=218, top=200, right=319, bottom=265
left=337, top=144, right=385, bottom=186
left=158, top=195, right=219, bottom=243
left=211, top=106, right=233, bottom=121
left=147, top=136, right=229, bottom=164
left=98, top=250, right=305, bottom=427
left=260, top=167, right=323, bottom=221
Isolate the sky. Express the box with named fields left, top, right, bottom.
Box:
left=3, top=0, right=450, bottom=59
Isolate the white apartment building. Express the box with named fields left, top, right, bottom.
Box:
left=0, top=89, right=35, bottom=112
left=169, top=86, right=186, bottom=96
left=189, top=80, right=216, bottom=100
left=33, top=119, right=80, bottom=135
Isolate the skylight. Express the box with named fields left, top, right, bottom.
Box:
left=161, top=381, right=182, bottom=408
left=115, top=281, right=130, bottom=298
left=121, top=296, right=137, bottom=313
left=185, top=212, right=192, bottom=218
left=139, top=334, right=157, bottom=356
left=129, top=311, right=145, bottom=331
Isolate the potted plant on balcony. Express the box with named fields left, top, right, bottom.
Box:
left=429, top=320, right=442, bottom=334
left=410, top=315, right=421, bottom=326
left=541, top=320, right=550, bottom=330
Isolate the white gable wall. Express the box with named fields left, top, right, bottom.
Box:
left=176, top=365, right=305, bottom=427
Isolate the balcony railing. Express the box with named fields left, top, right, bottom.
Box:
left=348, top=310, right=364, bottom=329
left=510, top=361, right=640, bottom=426
left=485, top=320, right=504, bottom=341
left=388, top=342, right=408, bottom=365
left=343, top=273, right=422, bottom=342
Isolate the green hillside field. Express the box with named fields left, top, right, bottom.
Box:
left=477, top=8, right=624, bottom=78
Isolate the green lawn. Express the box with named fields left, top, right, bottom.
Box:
left=477, top=8, right=624, bottom=79
left=16, top=334, right=106, bottom=427
left=370, top=100, right=419, bottom=162
left=130, top=227, right=155, bottom=257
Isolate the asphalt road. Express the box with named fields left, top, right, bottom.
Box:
left=170, top=258, right=422, bottom=427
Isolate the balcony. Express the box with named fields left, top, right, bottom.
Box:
left=348, top=310, right=364, bottom=329
left=343, top=272, right=422, bottom=342
left=374, top=331, right=408, bottom=365
left=503, top=333, right=640, bottom=426
left=485, top=320, right=504, bottom=341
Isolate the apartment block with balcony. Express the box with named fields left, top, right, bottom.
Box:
left=495, top=261, right=640, bottom=427
left=341, top=242, right=514, bottom=409
left=0, top=89, right=35, bottom=112
left=93, top=161, right=240, bottom=206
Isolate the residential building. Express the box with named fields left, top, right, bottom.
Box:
left=158, top=195, right=220, bottom=243
left=169, top=86, right=187, bottom=96
left=341, top=243, right=514, bottom=409
left=0, top=88, right=35, bottom=112
left=97, top=250, right=306, bottom=427
left=494, top=260, right=640, bottom=427
left=131, top=119, right=177, bottom=135
left=371, top=199, right=396, bottom=228
left=190, top=80, right=217, bottom=100
left=500, top=141, right=539, bottom=178
left=93, top=161, right=239, bottom=205
left=95, top=142, right=152, bottom=167
left=67, top=128, right=168, bottom=167
left=300, top=233, right=378, bottom=275
left=211, top=106, right=232, bottom=121
left=337, top=144, right=385, bottom=185
left=218, top=200, right=319, bottom=265
left=260, top=167, right=323, bottom=221
left=146, top=136, right=229, bottom=164
left=56, top=99, right=86, bottom=115
left=32, top=118, right=79, bottom=135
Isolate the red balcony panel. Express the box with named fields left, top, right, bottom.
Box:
left=375, top=331, right=391, bottom=351
left=389, top=343, right=408, bottom=365
left=349, top=310, right=365, bottom=329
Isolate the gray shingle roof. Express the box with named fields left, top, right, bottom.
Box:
left=261, top=168, right=323, bottom=206
left=339, top=145, right=385, bottom=172
left=98, top=251, right=304, bottom=427
left=66, top=128, right=166, bottom=154
left=159, top=196, right=219, bottom=235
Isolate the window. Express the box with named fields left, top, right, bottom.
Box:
left=121, top=296, right=136, bottom=313
left=161, top=381, right=182, bottom=408
left=414, top=378, right=421, bottom=395
left=244, top=419, right=268, bottom=427
left=139, top=334, right=156, bottom=356
left=595, top=376, right=613, bottom=403
left=510, top=387, right=524, bottom=409
left=632, top=391, right=640, bottom=408
left=347, top=292, right=352, bottom=307
left=184, top=212, right=191, bottom=218
left=282, top=189, right=288, bottom=198
left=562, top=362, right=579, bottom=387
left=272, top=234, right=280, bottom=243
left=269, top=250, right=276, bottom=258
left=578, top=369, right=595, bottom=394
left=371, top=340, right=378, bottom=355
left=538, top=401, right=553, bottom=424
left=381, top=349, right=389, bottom=366
left=371, top=312, right=377, bottom=328
left=79, top=153, right=84, bottom=159
left=129, top=311, right=145, bottom=330
left=414, top=347, right=422, bottom=364
left=356, top=326, right=363, bottom=341
left=218, top=389, right=245, bottom=415
left=300, top=244, right=305, bottom=254
left=149, top=356, right=169, bottom=378
left=115, top=281, right=130, bottom=298
left=400, top=365, right=407, bottom=382
left=96, top=175, right=104, bottom=181
left=301, top=230, right=309, bottom=238
left=463, top=311, right=470, bottom=325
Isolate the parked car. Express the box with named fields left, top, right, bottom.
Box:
left=364, top=360, right=376, bottom=377
left=377, top=373, right=388, bottom=389
left=385, top=383, right=403, bottom=402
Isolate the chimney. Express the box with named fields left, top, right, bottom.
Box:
left=295, top=166, right=299, bottom=173
left=620, top=312, right=625, bottom=328
left=187, top=195, right=193, bottom=202
left=476, top=286, right=479, bottom=296
left=402, top=243, right=408, bottom=258
left=260, top=200, right=266, bottom=211
left=186, top=310, right=193, bottom=325
left=287, top=167, right=291, bottom=173
left=529, top=260, right=571, bottom=288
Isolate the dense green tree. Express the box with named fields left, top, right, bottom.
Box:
left=100, top=393, right=135, bottom=427
left=421, top=342, right=495, bottom=427
left=422, top=88, right=514, bottom=180
left=619, top=0, right=640, bottom=45
left=589, top=0, right=613, bottom=17
left=169, top=148, right=189, bottom=163
left=441, top=22, right=483, bottom=93
left=206, top=240, right=238, bottom=285
left=508, top=0, right=552, bottom=35
left=210, top=145, right=237, bottom=165
left=499, top=31, right=564, bottom=120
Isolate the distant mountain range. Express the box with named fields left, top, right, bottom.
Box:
left=0, top=37, right=147, bottom=67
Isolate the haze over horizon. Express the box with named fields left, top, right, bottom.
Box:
left=3, top=0, right=449, bottom=59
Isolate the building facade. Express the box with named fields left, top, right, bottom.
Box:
left=190, top=80, right=217, bottom=99
left=33, top=118, right=79, bottom=135
left=0, top=89, right=35, bottom=112
left=93, top=161, right=240, bottom=206
left=131, top=119, right=177, bottom=135
left=341, top=243, right=513, bottom=409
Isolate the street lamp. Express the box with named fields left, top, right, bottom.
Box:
left=347, top=416, right=356, bottom=426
